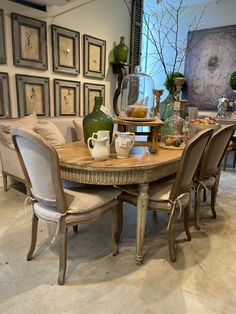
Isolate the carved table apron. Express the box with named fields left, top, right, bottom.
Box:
left=56, top=142, right=182, bottom=264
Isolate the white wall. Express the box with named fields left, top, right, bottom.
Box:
left=0, top=0, right=131, bottom=117
left=142, top=0, right=236, bottom=99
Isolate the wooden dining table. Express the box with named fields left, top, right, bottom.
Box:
left=56, top=141, right=183, bottom=265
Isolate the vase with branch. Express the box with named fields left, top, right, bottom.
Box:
left=142, top=0, right=206, bottom=120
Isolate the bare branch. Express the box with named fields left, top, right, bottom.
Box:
left=143, top=0, right=206, bottom=89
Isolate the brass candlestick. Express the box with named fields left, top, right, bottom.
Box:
left=153, top=88, right=163, bottom=116
left=174, top=77, right=186, bottom=101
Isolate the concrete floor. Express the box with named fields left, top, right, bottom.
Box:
left=0, top=170, right=236, bottom=314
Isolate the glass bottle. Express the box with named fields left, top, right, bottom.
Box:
left=114, top=36, right=129, bottom=63
left=161, top=101, right=185, bottom=148
left=83, top=97, right=113, bottom=144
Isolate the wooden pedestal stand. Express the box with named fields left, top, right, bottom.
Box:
left=113, top=117, right=163, bottom=153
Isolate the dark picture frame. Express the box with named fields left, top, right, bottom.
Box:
left=83, top=34, right=106, bottom=79
left=84, top=83, right=105, bottom=114
left=0, top=9, right=6, bottom=64
left=11, top=13, right=48, bottom=70
left=0, top=73, right=10, bottom=118
left=54, top=79, right=80, bottom=116
left=52, top=25, right=80, bottom=74
left=184, top=25, right=236, bottom=110
left=16, top=74, right=50, bottom=117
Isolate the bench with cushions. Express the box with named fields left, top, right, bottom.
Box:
left=0, top=113, right=83, bottom=191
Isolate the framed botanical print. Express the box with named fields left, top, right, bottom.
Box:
left=83, top=34, right=106, bottom=79
left=16, top=74, right=50, bottom=117
left=84, top=83, right=105, bottom=115
left=11, top=13, right=48, bottom=70
left=52, top=25, right=80, bottom=74
left=0, top=73, right=10, bottom=118
left=0, top=9, right=6, bottom=64
left=54, top=79, right=80, bottom=116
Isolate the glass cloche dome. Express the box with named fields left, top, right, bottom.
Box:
left=119, top=66, right=155, bottom=118
left=161, top=102, right=186, bottom=149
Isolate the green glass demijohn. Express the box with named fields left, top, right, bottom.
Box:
left=114, top=36, right=129, bottom=63
left=83, top=96, right=113, bottom=144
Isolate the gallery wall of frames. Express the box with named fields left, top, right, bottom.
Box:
left=0, top=9, right=108, bottom=119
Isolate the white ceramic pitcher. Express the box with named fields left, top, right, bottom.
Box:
left=87, top=136, right=110, bottom=160
left=115, top=132, right=135, bottom=158
left=92, top=130, right=110, bottom=154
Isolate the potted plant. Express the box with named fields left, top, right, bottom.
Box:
left=230, top=71, right=236, bottom=90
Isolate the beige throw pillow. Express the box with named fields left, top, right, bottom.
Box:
left=0, top=113, right=38, bottom=147
left=0, top=123, right=13, bottom=146
left=13, top=112, right=38, bottom=130
left=34, top=121, right=66, bottom=146
left=73, top=119, right=84, bottom=142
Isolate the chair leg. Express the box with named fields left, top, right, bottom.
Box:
left=167, top=209, right=176, bottom=263
left=184, top=205, right=191, bottom=241
left=111, top=205, right=120, bottom=256
left=116, top=200, right=123, bottom=242
left=27, top=212, right=39, bottom=261
left=194, top=188, right=201, bottom=230
left=2, top=172, right=7, bottom=192
left=211, top=185, right=217, bottom=219
left=58, top=218, right=68, bottom=285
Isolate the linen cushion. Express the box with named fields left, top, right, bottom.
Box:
left=0, top=113, right=38, bottom=146
left=118, top=178, right=189, bottom=210
left=64, top=185, right=121, bottom=214
left=33, top=185, right=121, bottom=222
left=73, top=119, right=84, bottom=141
left=13, top=112, right=38, bottom=130
left=34, top=121, right=66, bottom=146
left=0, top=123, right=12, bottom=146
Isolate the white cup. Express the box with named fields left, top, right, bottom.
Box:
left=92, top=130, right=110, bottom=154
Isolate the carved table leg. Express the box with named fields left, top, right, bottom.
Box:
left=136, top=183, right=149, bottom=265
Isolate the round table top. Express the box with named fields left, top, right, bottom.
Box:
left=56, top=141, right=182, bottom=171
left=56, top=142, right=182, bottom=185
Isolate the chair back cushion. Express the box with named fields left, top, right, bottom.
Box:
left=199, top=124, right=236, bottom=178
left=170, top=128, right=213, bottom=201
left=11, top=128, right=66, bottom=211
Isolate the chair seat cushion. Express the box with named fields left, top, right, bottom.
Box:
left=118, top=178, right=189, bottom=210
left=65, top=186, right=121, bottom=214
left=33, top=185, right=121, bottom=221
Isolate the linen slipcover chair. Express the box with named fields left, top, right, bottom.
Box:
left=194, top=124, right=236, bottom=230
left=223, top=136, right=236, bottom=171
left=11, top=128, right=121, bottom=285
left=118, top=128, right=213, bottom=263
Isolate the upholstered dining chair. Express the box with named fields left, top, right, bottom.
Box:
left=11, top=128, right=122, bottom=285
left=194, top=124, right=236, bottom=230
left=117, top=128, right=213, bottom=263
left=223, top=135, right=236, bottom=171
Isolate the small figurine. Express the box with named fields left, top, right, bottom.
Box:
left=216, top=94, right=228, bottom=117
